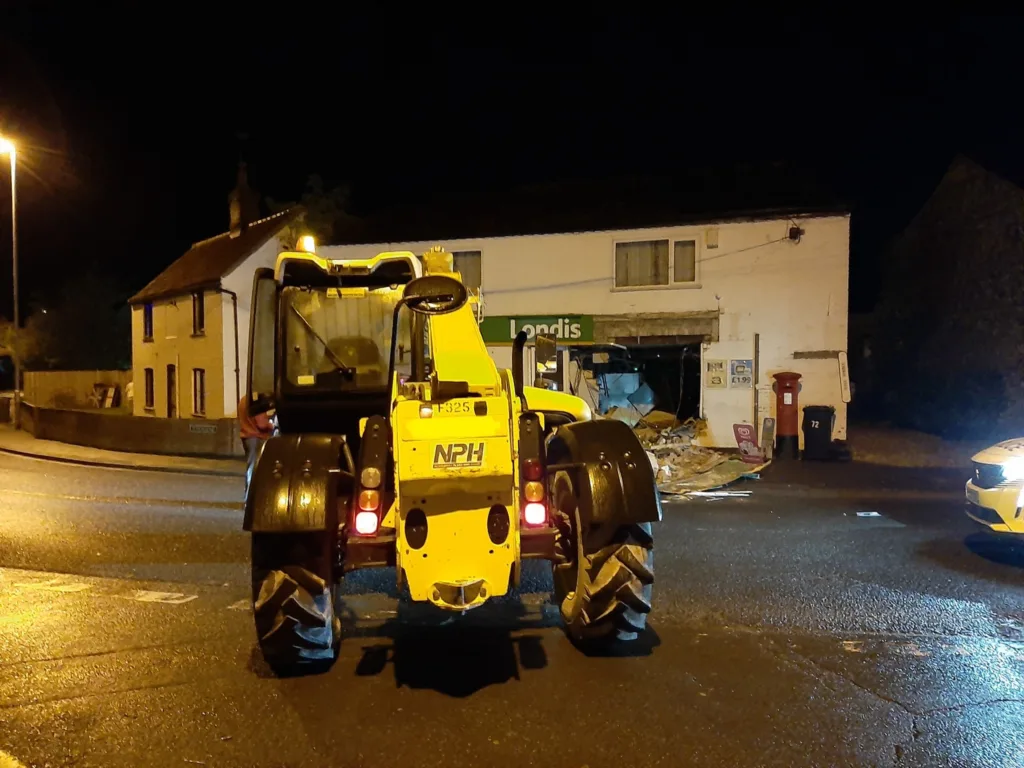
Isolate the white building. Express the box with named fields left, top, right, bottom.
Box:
left=322, top=210, right=851, bottom=449
left=128, top=165, right=300, bottom=420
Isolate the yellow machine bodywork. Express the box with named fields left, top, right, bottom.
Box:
left=521, top=385, right=593, bottom=423
left=386, top=255, right=526, bottom=610
left=291, top=245, right=593, bottom=612
left=246, top=243, right=659, bottom=671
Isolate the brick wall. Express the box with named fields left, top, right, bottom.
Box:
left=21, top=403, right=242, bottom=457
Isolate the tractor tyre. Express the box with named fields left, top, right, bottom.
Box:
left=251, top=531, right=340, bottom=673
left=551, top=471, right=655, bottom=645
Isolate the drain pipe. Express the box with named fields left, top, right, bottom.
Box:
left=216, top=287, right=241, bottom=412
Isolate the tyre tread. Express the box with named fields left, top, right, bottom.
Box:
left=251, top=533, right=338, bottom=670
left=563, top=522, right=655, bottom=642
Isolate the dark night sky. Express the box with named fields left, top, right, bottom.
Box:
left=1, top=11, right=1022, bottom=314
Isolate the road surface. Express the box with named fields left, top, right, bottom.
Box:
left=1, top=451, right=1023, bottom=767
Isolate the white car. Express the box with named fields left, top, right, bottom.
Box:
left=965, top=439, right=1024, bottom=534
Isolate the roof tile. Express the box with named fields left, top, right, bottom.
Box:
left=130, top=209, right=300, bottom=304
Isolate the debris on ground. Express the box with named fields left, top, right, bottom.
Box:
left=593, top=375, right=768, bottom=498
left=613, top=410, right=767, bottom=497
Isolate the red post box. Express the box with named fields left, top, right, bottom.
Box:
left=772, top=371, right=802, bottom=459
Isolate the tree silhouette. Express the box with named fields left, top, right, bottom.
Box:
left=267, top=174, right=356, bottom=248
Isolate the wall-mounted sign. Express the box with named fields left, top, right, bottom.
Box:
left=730, top=359, right=753, bottom=389
left=838, top=350, right=852, bottom=404
left=704, top=359, right=727, bottom=389
left=479, top=315, right=593, bottom=344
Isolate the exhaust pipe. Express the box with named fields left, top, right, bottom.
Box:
left=512, top=330, right=528, bottom=400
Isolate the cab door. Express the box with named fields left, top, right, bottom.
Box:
left=247, top=268, right=278, bottom=413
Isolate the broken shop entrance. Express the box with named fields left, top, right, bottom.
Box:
left=540, top=334, right=768, bottom=498
left=582, top=336, right=704, bottom=433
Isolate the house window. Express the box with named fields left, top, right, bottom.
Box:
left=452, top=251, right=482, bottom=292
left=614, top=238, right=699, bottom=288
left=615, top=240, right=668, bottom=287
left=673, top=240, right=697, bottom=283
left=192, top=368, right=206, bottom=416
left=192, top=291, right=205, bottom=335
left=143, top=304, right=154, bottom=341
left=144, top=368, right=155, bottom=410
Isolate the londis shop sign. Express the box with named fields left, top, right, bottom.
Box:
left=479, top=315, right=594, bottom=344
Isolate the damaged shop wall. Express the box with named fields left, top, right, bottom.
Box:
left=698, top=218, right=850, bottom=449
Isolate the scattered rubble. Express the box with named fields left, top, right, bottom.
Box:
left=603, top=406, right=767, bottom=498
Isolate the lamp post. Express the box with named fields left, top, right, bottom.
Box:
left=0, top=137, right=18, bottom=429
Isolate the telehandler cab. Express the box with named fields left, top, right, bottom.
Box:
left=243, top=245, right=662, bottom=671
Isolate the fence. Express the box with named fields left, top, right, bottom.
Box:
left=23, top=370, right=132, bottom=410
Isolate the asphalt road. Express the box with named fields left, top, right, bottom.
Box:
left=1, top=452, right=1023, bottom=767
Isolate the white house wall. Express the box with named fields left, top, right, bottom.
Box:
left=221, top=237, right=284, bottom=417
left=322, top=214, right=851, bottom=448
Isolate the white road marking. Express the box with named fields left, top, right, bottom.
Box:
left=840, top=638, right=1024, bottom=661
left=856, top=511, right=882, bottom=517
left=12, top=578, right=92, bottom=593
left=0, top=750, right=29, bottom=768
left=126, top=590, right=198, bottom=605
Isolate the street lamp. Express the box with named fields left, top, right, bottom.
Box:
left=0, top=137, right=19, bottom=429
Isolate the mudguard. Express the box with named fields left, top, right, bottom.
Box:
left=244, top=434, right=345, bottom=532
left=546, top=418, right=663, bottom=527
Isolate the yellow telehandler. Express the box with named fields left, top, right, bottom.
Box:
left=243, top=245, right=661, bottom=671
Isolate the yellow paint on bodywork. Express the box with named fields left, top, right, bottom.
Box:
left=397, top=490, right=517, bottom=607
left=429, top=306, right=502, bottom=396
left=392, top=399, right=513, bottom=491
left=392, top=392, right=517, bottom=610
left=523, top=386, right=593, bottom=422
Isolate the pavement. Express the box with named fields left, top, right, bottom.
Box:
left=1, top=450, right=1023, bottom=766
left=0, top=421, right=975, bottom=491
left=0, top=424, right=244, bottom=476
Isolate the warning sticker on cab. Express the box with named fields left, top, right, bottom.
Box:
left=433, top=442, right=485, bottom=469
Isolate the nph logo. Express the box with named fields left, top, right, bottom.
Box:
left=433, top=442, right=485, bottom=468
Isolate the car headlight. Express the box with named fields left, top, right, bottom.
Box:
left=1002, top=457, right=1024, bottom=482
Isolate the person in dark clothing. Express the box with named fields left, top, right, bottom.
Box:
left=239, top=395, right=274, bottom=496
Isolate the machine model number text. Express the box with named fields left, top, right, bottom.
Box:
left=436, top=401, right=471, bottom=415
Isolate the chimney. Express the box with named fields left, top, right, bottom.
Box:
left=228, top=161, right=261, bottom=238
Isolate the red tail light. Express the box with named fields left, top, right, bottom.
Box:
left=523, top=458, right=543, bottom=481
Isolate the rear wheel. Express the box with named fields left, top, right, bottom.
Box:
left=551, top=471, right=655, bottom=644
left=251, top=531, right=340, bottom=672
